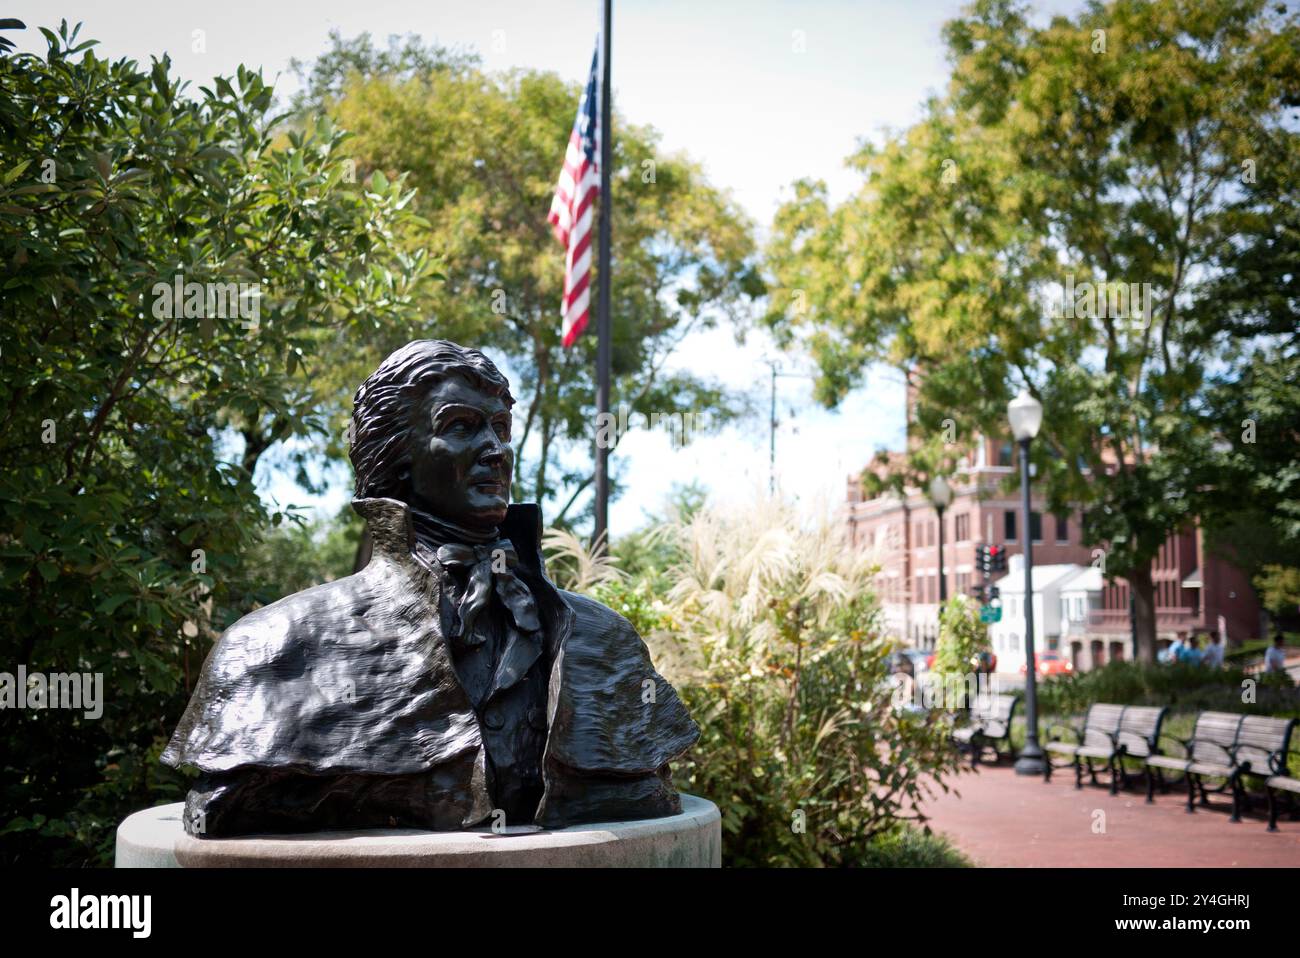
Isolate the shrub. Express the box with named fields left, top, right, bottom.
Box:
left=857, top=825, right=972, bottom=868
left=574, top=498, right=966, bottom=867
left=932, top=596, right=993, bottom=704
left=1035, top=659, right=1300, bottom=719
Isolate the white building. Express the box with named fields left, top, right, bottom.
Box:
left=988, top=558, right=1102, bottom=673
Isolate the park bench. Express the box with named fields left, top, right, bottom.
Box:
left=1232, top=716, right=1298, bottom=831
left=1265, top=773, right=1300, bottom=831
left=1044, top=703, right=1167, bottom=793
left=952, top=693, right=1019, bottom=766
left=1145, top=711, right=1251, bottom=818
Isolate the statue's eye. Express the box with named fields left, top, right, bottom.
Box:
left=493, top=421, right=511, bottom=441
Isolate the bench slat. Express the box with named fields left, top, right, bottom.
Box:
left=1189, top=711, right=1244, bottom=765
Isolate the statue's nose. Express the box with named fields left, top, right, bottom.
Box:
left=477, top=430, right=508, bottom=464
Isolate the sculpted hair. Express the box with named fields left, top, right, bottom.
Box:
left=350, top=340, right=514, bottom=500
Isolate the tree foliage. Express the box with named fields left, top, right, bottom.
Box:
left=765, top=0, right=1300, bottom=659
left=0, top=22, right=431, bottom=864
left=294, top=32, right=763, bottom=526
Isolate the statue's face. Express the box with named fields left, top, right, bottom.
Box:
left=407, top=376, right=513, bottom=529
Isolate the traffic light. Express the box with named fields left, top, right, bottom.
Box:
left=975, top=544, right=990, bottom=576
left=988, top=545, right=1007, bottom=573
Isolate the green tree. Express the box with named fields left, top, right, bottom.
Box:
left=0, top=22, right=431, bottom=864
left=766, top=0, right=1300, bottom=661
left=294, top=33, right=762, bottom=526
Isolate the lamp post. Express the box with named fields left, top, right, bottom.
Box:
left=1008, top=389, right=1045, bottom=776
left=929, top=475, right=952, bottom=603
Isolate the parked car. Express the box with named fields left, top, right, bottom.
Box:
left=923, top=651, right=997, bottom=672
left=1020, top=651, right=1073, bottom=677
left=889, top=649, right=930, bottom=679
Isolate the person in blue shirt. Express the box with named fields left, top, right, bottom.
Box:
left=1177, top=633, right=1203, bottom=666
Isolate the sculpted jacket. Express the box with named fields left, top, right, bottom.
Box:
left=161, top=497, right=699, bottom=834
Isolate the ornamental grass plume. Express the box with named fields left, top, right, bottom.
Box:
left=555, top=494, right=966, bottom=866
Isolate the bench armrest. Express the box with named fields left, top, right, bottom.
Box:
left=1228, top=745, right=1289, bottom=775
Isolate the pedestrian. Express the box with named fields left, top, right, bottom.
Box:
left=1202, top=631, right=1225, bottom=669
left=1178, top=633, right=1203, bottom=666
left=1264, top=633, right=1288, bottom=673
left=1161, top=635, right=1185, bottom=664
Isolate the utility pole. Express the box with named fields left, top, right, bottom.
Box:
left=765, top=359, right=813, bottom=497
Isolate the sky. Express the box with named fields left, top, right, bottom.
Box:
left=10, top=0, right=1082, bottom=534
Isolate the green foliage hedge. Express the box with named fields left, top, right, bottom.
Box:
left=0, top=24, right=428, bottom=865
left=1035, top=660, right=1299, bottom=719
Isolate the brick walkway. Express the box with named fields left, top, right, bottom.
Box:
left=919, top=763, right=1300, bottom=867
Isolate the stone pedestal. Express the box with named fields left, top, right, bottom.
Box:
left=116, top=794, right=720, bottom=868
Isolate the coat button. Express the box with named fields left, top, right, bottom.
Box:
left=481, top=705, right=505, bottom=731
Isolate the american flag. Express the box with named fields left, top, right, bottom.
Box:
left=547, top=42, right=601, bottom=348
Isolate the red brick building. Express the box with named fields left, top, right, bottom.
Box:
left=844, top=410, right=1262, bottom=666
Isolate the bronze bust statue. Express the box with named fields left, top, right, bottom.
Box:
left=163, top=340, right=698, bottom=836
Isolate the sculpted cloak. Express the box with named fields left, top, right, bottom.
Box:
left=162, top=497, right=699, bottom=833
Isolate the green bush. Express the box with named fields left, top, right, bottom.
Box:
left=1035, top=659, right=1300, bottom=719
left=857, top=825, right=972, bottom=868
left=609, top=499, right=965, bottom=867
left=932, top=596, right=993, bottom=702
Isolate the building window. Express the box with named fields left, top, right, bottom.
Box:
left=1030, top=511, right=1043, bottom=543
left=996, top=442, right=1014, bottom=467
left=954, top=513, right=970, bottom=542
left=1004, top=510, right=1017, bottom=542
left=1055, top=514, right=1069, bottom=543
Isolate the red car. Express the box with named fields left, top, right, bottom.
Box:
left=1020, top=651, right=1073, bottom=677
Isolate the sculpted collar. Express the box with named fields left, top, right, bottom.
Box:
left=351, top=497, right=549, bottom=577
left=406, top=505, right=542, bottom=646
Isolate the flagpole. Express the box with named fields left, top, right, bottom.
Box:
left=594, top=0, right=613, bottom=554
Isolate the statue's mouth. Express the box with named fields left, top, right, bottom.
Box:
left=471, top=479, right=506, bottom=496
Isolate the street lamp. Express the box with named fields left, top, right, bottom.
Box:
left=929, top=475, right=952, bottom=603
left=1008, top=389, right=1046, bottom=776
